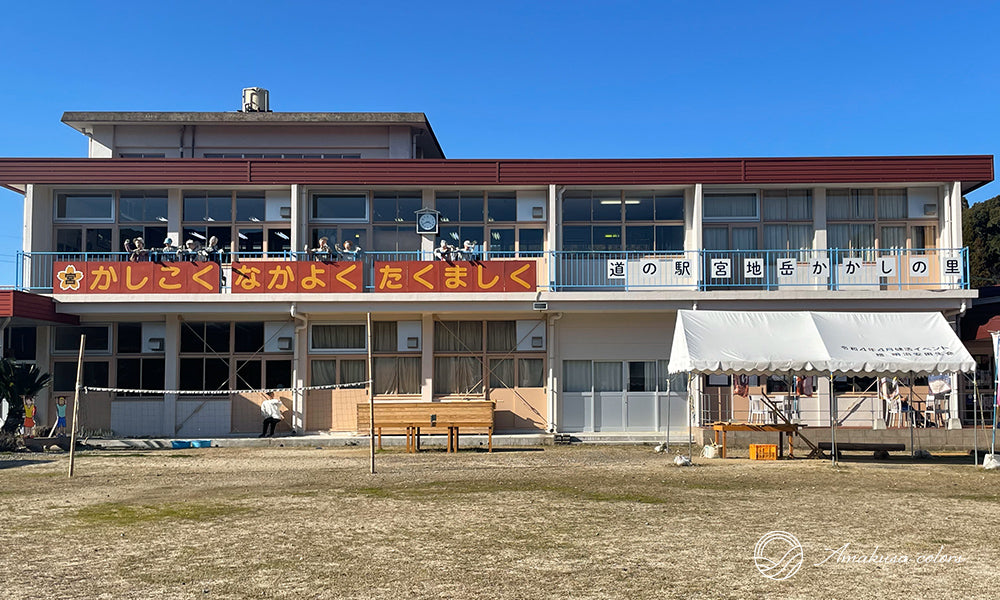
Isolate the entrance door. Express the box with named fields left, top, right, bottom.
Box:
left=594, top=361, right=624, bottom=431
left=625, top=361, right=656, bottom=429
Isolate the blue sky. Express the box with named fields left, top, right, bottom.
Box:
left=1, top=1, right=997, bottom=283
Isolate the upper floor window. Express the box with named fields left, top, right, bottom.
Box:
left=703, top=192, right=758, bottom=221
left=55, top=193, right=114, bottom=222
left=311, top=193, right=368, bottom=221
left=183, top=192, right=233, bottom=222
left=827, top=189, right=912, bottom=253
left=562, top=190, right=685, bottom=252
left=373, top=192, right=421, bottom=224
left=119, top=191, right=168, bottom=223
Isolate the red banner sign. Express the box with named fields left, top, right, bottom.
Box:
left=53, top=261, right=221, bottom=294
left=231, top=260, right=362, bottom=293
left=373, top=260, right=537, bottom=293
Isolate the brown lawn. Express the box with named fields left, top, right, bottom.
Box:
left=0, top=445, right=997, bottom=599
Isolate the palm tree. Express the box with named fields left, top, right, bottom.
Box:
left=0, top=359, right=52, bottom=435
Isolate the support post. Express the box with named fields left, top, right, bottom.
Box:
left=367, top=312, right=375, bottom=474
left=829, top=373, right=837, bottom=465
left=972, top=375, right=979, bottom=466
left=67, top=335, right=85, bottom=478
left=909, top=373, right=915, bottom=457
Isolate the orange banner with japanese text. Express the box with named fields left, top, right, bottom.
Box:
left=53, top=261, right=221, bottom=294
left=231, top=260, right=363, bottom=293
left=373, top=260, right=537, bottom=292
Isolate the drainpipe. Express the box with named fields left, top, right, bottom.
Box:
left=546, top=312, right=564, bottom=433
left=290, top=303, right=308, bottom=433
left=0, top=317, right=10, bottom=359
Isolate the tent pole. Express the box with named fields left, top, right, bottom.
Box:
left=992, top=380, right=998, bottom=457
left=829, top=373, right=836, bottom=465
left=909, top=372, right=915, bottom=458
left=687, top=373, right=693, bottom=460
left=972, top=374, right=979, bottom=466
left=664, top=377, right=671, bottom=447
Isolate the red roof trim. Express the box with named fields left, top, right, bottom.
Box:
left=0, top=155, right=992, bottom=189
left=0, top=291, right=79, bottom=325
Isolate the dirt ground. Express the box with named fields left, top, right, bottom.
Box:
left=0, top=444, right=997, bottom=600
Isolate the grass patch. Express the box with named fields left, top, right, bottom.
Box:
left=75, top=501, right=250, bottom=526
left=353, top=480, right=673, bottom=504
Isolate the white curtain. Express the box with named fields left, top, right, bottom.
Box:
left=878, top=189, right=907, bottom=219
left=563, top=360, right=592, bottom=392
left=880, top=226, right=907, bottom=250
left=704, top=193, right=758, bottom=219
left=628, top=361, right=656, bottom=392
left=827, top=190, right=851, bottom=220
left=594, top=362, right=623, bottom=392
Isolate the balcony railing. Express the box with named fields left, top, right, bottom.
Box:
left=16, top=247, right=969, bottom=294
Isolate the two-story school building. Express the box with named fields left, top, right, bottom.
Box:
left=0, top=90, right=993, bottom=439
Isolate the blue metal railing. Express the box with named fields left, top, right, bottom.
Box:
left=16, top=247, right=969, bottom=294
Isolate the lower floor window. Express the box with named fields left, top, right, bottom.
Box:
left=53, top=361, right=109, bottom=391
left=374, top=357, right=421, bottom=395
left=310, top=358, right=366, bottom=386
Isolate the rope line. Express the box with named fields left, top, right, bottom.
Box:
left=82, top=380, right=371, bottom=396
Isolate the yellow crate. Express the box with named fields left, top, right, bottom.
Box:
left=749, top=443, right=777, bottom=460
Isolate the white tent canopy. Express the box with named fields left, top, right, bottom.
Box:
left=667, top=310, right=975, bottom=376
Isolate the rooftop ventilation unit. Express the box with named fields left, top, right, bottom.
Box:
left=242, top=87, right=270, bottom=112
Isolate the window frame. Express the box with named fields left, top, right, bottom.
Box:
left=54, top=192, right=115, bottom=223
left=702, top=191, right=760, bottom=222
left=309, top=323, right=367, bottom=354
left=310, top=191, right=370, bottom=223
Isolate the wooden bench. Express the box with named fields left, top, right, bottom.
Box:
left=357, top=401, right=495, bottom=453
left=818, top=442, right=906, bottom=457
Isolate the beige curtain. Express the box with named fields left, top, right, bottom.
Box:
left=434, top=357, right=483, bottom=395
left=373, top=322, right=397, bottom=353
left=486, top=321, right=517, bottom=352
left=311, top=360, right=338, bottom=386
left=434, top=321, right=483, bottom=352
left=312, top=324, right=365, bottom=350
left=518, top=358, right=544, bottom=388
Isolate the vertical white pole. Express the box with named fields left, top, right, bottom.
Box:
left=909, top=373, right=915, bottom=457
left=367, top=312, right=375, bottom=475
left=67, top=335, right=85, bottom=478
left=829, top=373, right=836, bottom=465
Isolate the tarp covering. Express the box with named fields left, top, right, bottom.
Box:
left=667, top=310, right=975, bottom=376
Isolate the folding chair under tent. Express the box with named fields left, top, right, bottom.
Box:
left=666, top=310, right=977, bottom=462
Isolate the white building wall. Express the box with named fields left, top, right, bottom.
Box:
left=559, top=313, right=674, bottom=360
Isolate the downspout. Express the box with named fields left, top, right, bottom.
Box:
left=546, top=311, right=564, bottom=433
left=0, top=316, right=10, bottom=359
left=291, top=303, right=308, bottom=433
